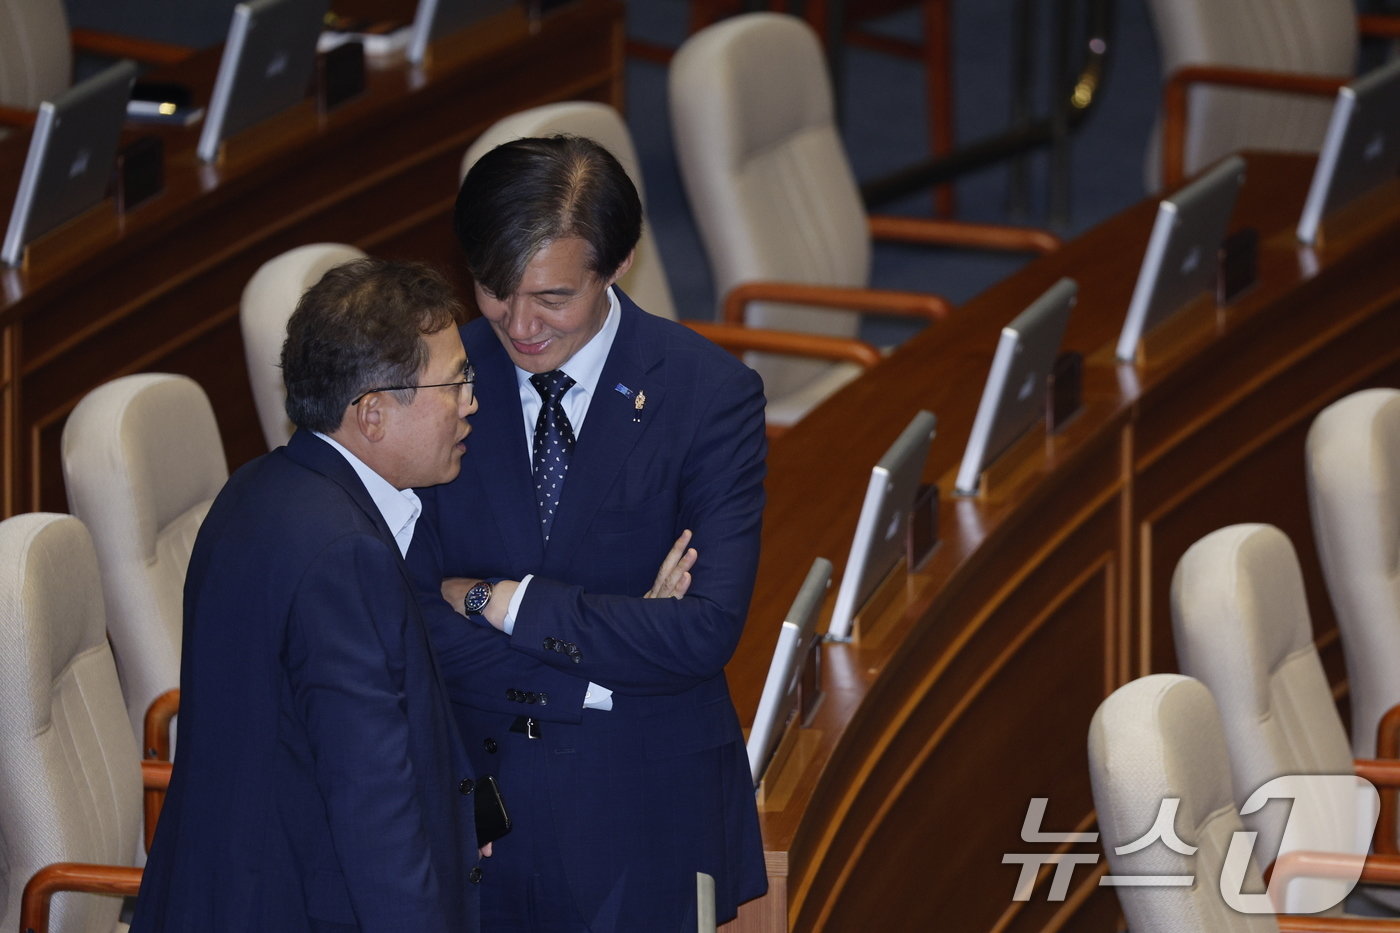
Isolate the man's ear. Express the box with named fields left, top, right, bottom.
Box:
left=607, top=248, right=636, bottom=288
left=351, top=392, right=387, bottom=443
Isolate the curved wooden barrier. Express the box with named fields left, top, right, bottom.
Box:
left=726, top=152, right=1400, bottom=932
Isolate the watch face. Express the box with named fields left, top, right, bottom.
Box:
left=465, top=582, right=492, bottom=614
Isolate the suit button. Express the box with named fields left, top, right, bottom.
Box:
left=468, top=867, right=483, bottom=884
left=543, top=637, right=557, bottom=651
left=537, top=692, right=549, bottom=706
left=506, top=688, right=519, bottom=702
left=524, top=692, right=538, bottom=705
left=459, top=778, right=475, bottom=795
left=483, top=738, right=498, bottom=754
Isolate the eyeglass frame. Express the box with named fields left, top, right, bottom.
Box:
left=351, top=362, right=476, bottom=407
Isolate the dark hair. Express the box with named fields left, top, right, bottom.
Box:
left=281, top=258, right=463, bottom=434
left=454, top=134, right=642, bottom=298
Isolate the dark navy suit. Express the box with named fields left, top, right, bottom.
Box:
left=410, top=290, right=768, bottom=930
left=132, top=431, right=480, bottom=933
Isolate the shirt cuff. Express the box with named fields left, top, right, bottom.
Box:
left=502, top=574, right=531, bottom=636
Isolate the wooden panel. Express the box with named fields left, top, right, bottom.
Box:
left=816, top=532, right=1119, bottom=931
left=723, top=156, right=1400, bottom=932
left=0, top=0, right=624, bottom=515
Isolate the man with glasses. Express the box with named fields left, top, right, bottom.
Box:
left=133, top=259, right=486, bottom=932
left=408, top=135, right=768, bottom=932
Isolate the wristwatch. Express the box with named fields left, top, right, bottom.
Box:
left=463, top=580, right=494, bottom=617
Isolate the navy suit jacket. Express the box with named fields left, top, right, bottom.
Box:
left=409, top=290, right=768, bottom=926
left=132, top=431, right=480, bottom=933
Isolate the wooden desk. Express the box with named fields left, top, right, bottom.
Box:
left=0, top=0, right=623, bottom=516
left=726, top=153, right=1400, bottom=932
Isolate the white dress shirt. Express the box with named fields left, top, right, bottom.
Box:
left=313, top=432, right=422, bottom=558
left=503, top=287, right=623, bottom=711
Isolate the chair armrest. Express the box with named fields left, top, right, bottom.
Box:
left=141, top=759, right=173, bottom=853
left=1377, top=704, right=1400, bottom=761
left=143, top=688, right=179, bottom=761
left=1273, top=850, right=1400, bottom=886
left=683, top=321, right=882, bottom=367
left=1271, top=850, right=1400, bottom=929
left=142, top=759, right=172, bottom=791
left=722, top=280, right=951, bottom=326
left=1353, top=758, right=1400, bottom=787
left=1279, top=915, right=1400, bottom=931
left=1357, top=748, right=1400, bottom=856
left=21, top=862, right=143, bottom=933
left=1161, top=64, right=1348, bottom=187
left=70, top=28, right=194, bottom=67
left=868, top=215, right=1061, bottom=255
left=1358, top=15, right=1400, bottom=39
left=0, top=105, right=37, bottom=128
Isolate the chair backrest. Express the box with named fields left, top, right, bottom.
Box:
left=461, top=101, right=678, bottom=322
left=1306, top=388, right=1400, bottom=759
left=61, top=373, right=227, bottom=742
left=241, top=242, right=367, bottom=449
left=1143, top=0, right=1357, bottom=187
left=1088, top=674, right=1277, bottom=933
left=0, top=0, right=72, bottom=110
left=670, top=12, right=872, bottom=405
left=0, top=512, right=140, bottom=933
left=1171, top=523, right=1365, bottom=910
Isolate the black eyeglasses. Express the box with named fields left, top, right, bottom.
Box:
left=352, top=362, right=476, bottom=406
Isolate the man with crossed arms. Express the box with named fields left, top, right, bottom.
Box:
left=409, top=135, right=768, bottom=932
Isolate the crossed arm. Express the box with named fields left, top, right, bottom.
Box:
left=439, top=528, right=698, bottom=629
left=410, top=361, right=766, bottom=704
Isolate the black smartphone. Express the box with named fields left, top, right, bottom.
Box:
left=475, top=774, right=511, bottom=846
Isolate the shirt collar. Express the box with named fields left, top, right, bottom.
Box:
left=313, top=431, right=422, bottom=557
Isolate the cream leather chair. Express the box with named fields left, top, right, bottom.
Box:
left=1307, top=389, right=1400, bottom=761
left=0, top=0, right=71, bottom=115
left=0, top=513, right=164, bottom=933
left=0, top=0, right=190, bottom=125
left=1144, top=0, right=1400, bottom=188
left=669, top=13, right=1057, bottom=430
left=462, top=100, right=892, bottom=434
left=1089, top=673, right=1400, bottom=932
left=241, top=243, right=367, bottom=449
left=1090, top=674, right=1276, bottom=932
left=635, top=2, right=956, bottom=215
left=1171, top=524, right=1400, bottom=912
left=61, top=374, right=226, bottom=748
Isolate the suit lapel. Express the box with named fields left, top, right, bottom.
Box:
left=463, top=322, right=547, bottom=571
left=285, top=430, right=399, bottom=548
left=284, top=430, right=456, bottom=693
left=285, top=431, right=431, bottom=611
left=545, top=294, right=665, bottom=562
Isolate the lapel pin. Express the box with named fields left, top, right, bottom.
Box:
left=614, top=383, right=634, bottom=400
left=633, top=390, right=647, bottom=423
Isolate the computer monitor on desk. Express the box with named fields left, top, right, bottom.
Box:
left=407, top=0, right=514, bottom=65
left=954, top=278, right=1077, bottom=496
left=2, top=61, right=136, bottom=268
left=197, top=0, right=329, bottom=163
left=827, top=410, right=937, bottom=642
left=1115, top=155, right=1245, bottom=363
left=1297, top=58, right=1400, bottom=246
left=747, top=557, right=831, bottom=787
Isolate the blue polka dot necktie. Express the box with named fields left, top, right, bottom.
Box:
left=530, top=370, right=576, bottom=542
